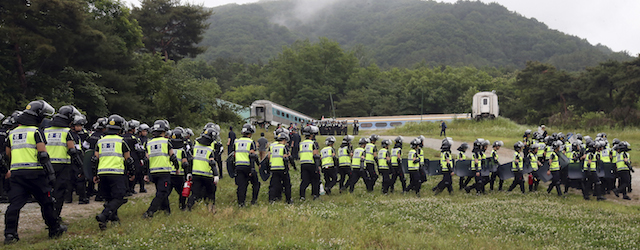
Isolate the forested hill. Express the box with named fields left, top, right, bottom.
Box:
left=198, top=0, right=633, bottom=71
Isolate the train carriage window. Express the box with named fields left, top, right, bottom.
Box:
left=286, top=114, right=289, bottom=118
left=483, top=99, right=488, bottom=105
left=361, top=123, right=373, bottom=128
left=276, top=110, right=281, bottom=116
left=390, top=122, right=403, bottom=127
left=375, top=123, right=388, bottom=128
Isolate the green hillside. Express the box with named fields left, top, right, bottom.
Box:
left=198, top=0, right=632, bottom=71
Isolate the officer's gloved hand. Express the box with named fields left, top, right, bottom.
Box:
left=214, top=176, right=219, bottom=185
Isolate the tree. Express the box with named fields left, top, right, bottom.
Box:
left=132, top=0, right=212, bottom=61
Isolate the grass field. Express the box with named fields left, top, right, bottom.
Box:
left=5, top=120, right=640, bottom=249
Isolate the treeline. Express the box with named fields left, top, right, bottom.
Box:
left=198, top=0, right=633, bottom=71
left=3, top=1, right=639, bottom=130
left=217, top=38, right=640, bottom=130
left=0, top=0, right=241, bottom=128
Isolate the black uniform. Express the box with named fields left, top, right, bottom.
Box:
left=144, top=137, right=173, bottom=216
left=234, top=137, right=259, bottom=206
left=389, top=146, right=407, bottom=193
left=4, top=125, right=65, bottom=240
left=66, top=131, right=88, bottom=204
left=85, top=130, right=103, bottom=197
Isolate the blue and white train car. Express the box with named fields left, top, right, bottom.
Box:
left=337, top=114, right=472, bottom=130
left=250, top=100, right=315, bottom=126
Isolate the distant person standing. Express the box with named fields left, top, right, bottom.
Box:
left=227, top=126, right=236, bottom=155
left=257, top=132, right=269, bottom=160
left=353, top=120, right=359, bottom=135
left=440, top=120, right=447, bottom=137
left=538, top=125, right=547, bottom=138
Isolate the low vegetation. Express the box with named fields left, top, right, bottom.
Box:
left=6, top=122, right=640, bottom=249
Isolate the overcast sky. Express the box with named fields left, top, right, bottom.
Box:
left=124, top=0, right=640, bottom=56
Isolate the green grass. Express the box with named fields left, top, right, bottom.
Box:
left=7, top=125, right=640, bottom=249
left=9, top=172, right=640, bottom=249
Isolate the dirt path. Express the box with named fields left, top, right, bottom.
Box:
left=0, top=185, right=155, bottom=238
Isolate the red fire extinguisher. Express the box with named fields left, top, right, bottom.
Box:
left=182, top=180, right=192, bottom=197
left=528, top=174, right=533, bottom=186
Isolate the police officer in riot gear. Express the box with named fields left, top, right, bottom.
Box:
left=465, top=139, right=486, bottom=194
left=122, top=120, right=141, bottom=196
left=134, top=123, right=150, bottom=193
left=546, top=140, right=565, bottom=197
left=581, top=141, right=605, bottom=200
left=268, top=132, right=292, bottom=203
left=299, top=125, right=321, bottom=200
left=321, top=136, right=338, bottom=195
left=4, top=100, right=67, bottom=243
left=169, top=127, right=191, bottom=210
left=187, top=128, right=219, bottom=212
left=507, top=142, right=526, bottom=193
left=389, top=136, right=406, bottom=193
left=45, top=105, right=83, bottom=223
left=86, top=117, right=108, bottom=200
left=337, top=135, right=354, bottom=192
left=346, top=137, right=367, bottom=193
left=93, top=114, right=135, bottom=230
left=234, top=124, right=260, bottom=207
left=406, top=138, right=423, bottom=196
left=433, top=138, right=454, bottom=195
left=142, top=120, right=179, bottom=218
left=364, top=134, right=379, bottom=191
left=68, top=114, right=89, bottom=205
left=612, top=141, right=633, bottom=200
left=378, top=139, right=393, bottom=194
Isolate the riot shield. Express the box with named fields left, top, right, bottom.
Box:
left=567, top=162, right=585, bottom=180
left=226, top=154, right=236, bottom=178
left=401, top=158, right=409, bottom=174
left=522, top=159, right=534, bottom=174
left=536, top=163, right=553, bottom=182
left=427, top=160, right=443, bottom=176
left=454, top=160, right=474, bottom=177
left=83, top=150, right=95, bottom=179
left=259, top=158, right=271, bottom=181
left=597, top=162, right=616, bottom=179
left=497, top=162, right=514, bottom=180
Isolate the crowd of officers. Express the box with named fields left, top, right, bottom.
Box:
left=0, top=99, right=635, bottom=244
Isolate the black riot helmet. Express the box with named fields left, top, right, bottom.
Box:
left=2, top=111, right=22, bottom=129
left=241, top=124, right=255, bottom=135
left=197, top=128, right=218, bottom=146
left=381, top=139, right=391, bottom=148
left=276, top=132, right=290, bottom=142
left=128, top=120, right=140, bottom=132
left=441, top=138, right=452, bottom=151
left=457, top=143, right=469, bottom=152
left=23, top=100, right=55, bottom=119
left=106, top=114, right=126, bottom=134
left=369, top=134, right=380, bottom=143
left=152, top=120, right=169, bottom=133
left=513, top=141, right=524, bottom=151
left=72, top=114, right=87, bottom=126
left=302, top=126, right=312, bottom=136
left=94, top=117, right=108, bottom=130
left=172, top=127, right=186, bottom=140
